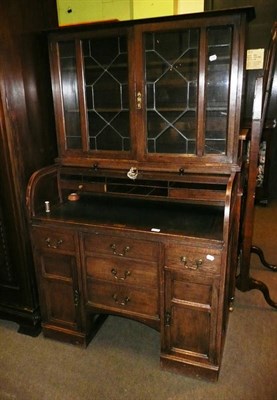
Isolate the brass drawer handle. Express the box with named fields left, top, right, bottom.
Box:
left=45, top=237, right=63, bottom=249
left=110, top=244, right=130, bottom=257
left=112, top=293, right=130, bottom=306
left=111, top=268, right=131, bottom=280
left=180, top=256, right=203, bottom=270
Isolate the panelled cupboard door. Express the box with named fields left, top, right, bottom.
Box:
left=33, top=250, right=82, bottom=331
left=48, top=11, right=247, bottom=171
left=162, top=269, right=219, bottom=366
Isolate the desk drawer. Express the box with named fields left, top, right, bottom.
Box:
left=85, top=255, right=158, bottom=289
left=32, top=227, right=75, bottom=252
left=165, top=245, right=221, bottom=274
left=83, top=233, right=159, bottom=262
left=86, top=280, right=159, bottom=318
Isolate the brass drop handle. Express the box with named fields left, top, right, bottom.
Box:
left=195, top=259, right=203, bottom=269
left=110, top=244, right=130, bottom=257
left=136, top=91, right=142, bottom=109
left=112, top=293, right=130, bottom=306
left=45, top=237, right=63, bottom=249
left=111, top=268, right=131, bottom=280
left=180, top=256, right=203, bottom=270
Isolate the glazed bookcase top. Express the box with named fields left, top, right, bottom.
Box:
left=48, top=7, right=255, bottom=175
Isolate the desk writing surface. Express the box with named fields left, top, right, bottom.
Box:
left=41, top=196, right=224, bottom=240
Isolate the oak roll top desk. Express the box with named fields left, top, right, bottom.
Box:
left=27, top=7, right=255, bottom=381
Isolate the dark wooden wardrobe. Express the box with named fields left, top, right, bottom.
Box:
left=0, top=0, right=58, bottom=334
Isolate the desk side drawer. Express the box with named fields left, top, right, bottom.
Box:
left=165, top=245, right=221, bottom=274
left=32, top=227, right=75, bottom=252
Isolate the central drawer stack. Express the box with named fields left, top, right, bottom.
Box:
left=81, top=231, right=161, bottom=326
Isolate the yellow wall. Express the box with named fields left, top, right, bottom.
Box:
left=133, top=0, right=174, bottom=19
left=56, top=0, right=204, bottom=26
left=133, top=0, right=204, bottom=19
left=56, top=0, right=132, bottom=25
left=177, top=0, right=204, bottom=14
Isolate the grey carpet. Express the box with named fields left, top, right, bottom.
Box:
left=0, top=202, right=276, bottom=400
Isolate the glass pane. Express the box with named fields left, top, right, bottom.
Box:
left=59, top=42, right=81, bottom=149
left=205, top=26, right=232, bottom=155
left=145, top=29, right=199, bottom=154
left=83, top=36, right=130, bottom=152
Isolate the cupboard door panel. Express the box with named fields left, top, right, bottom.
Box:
left=43, top=280, right=78, bottom=328
left=34, top=250, right=81, bottom=331
left=163, top=269, right=218, bottom=364
left=170, top=306, right=211, bottom=358
left=41, top=253, right=74, bottom=279
left=173, top=280, right=212, bottom=305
